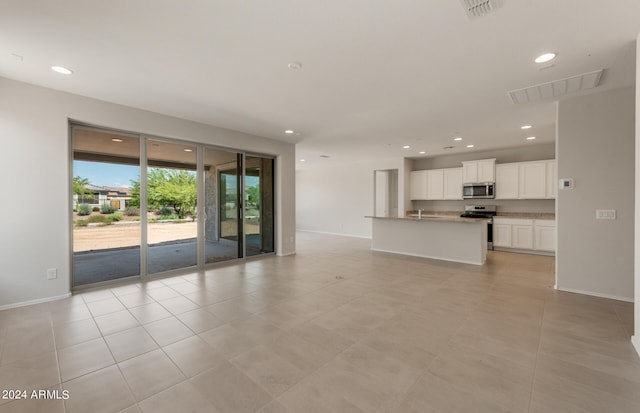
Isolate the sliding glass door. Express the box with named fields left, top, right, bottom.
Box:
left=72, top=127, right=141, bottom=286
left=245, top=156, right=274, bottom=257
left=204, top=148, right=242, bottom=263
left=146, top=139, right=198, bottom=274
left=71, top=125, right=275, bottom=287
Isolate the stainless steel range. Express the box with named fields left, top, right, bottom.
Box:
left=460, top=205, right=497, bottom=249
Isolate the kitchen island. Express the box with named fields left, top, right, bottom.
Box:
left=367, top=215, right=490, bottom=265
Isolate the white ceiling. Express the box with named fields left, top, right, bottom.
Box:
left=1, top=1, right=639, bottom=168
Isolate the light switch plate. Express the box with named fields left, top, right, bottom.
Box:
left=596, top=209, right=616, bottom=220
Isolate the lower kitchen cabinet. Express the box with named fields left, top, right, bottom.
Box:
left=493, top=218, right=555, bottom=254
left=533, top=220, right=556, bottom=251
left=492, top=222, right=512, bottom=247
left=512, top=223, right=534, bottom=249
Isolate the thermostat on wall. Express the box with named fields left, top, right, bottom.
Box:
left=559, top=178, right=574, bottom=190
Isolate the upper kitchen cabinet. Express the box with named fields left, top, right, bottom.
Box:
left=426, top=169, right=444, bottom=200
left=410, top=167, right=463, bottom=201
left=495, top=163, right=519, bottom=199
left=410, top=170, right=428, bottom=200
left=443, top=167, right=463, bottom=200
left=519, top=161, right=547, bottom=199
left=495, top=159, right=556, bottom=200
left=462, top=159, right=495, bottom=183
left=546, top=160, right=557, bottom=198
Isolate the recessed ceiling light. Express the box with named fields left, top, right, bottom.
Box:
left=453, top=137, right=463, bottom=141
left=51, top=65, right=73, bottom=75
left=534, top=53, right=556, bottom=64
left=183, top=148, right=193, bottom=152
left=285, top=129, right=294, bottom=134
left=111, top=138, right=123, bottom=143
left=419, top=151, right=426, bottom=154
left=521, top=125, right=532, bottom=130
left=300, top=159, right=306, bottom=162
left=403, top=145, right=411, bottom=149
left=526, top=136, right=537, bottom=141
left=466, top=144, right=474, bottom=148
left=287, top=62, right=302, bottom=70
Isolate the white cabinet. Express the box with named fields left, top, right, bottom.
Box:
left=494, top=159, right=556, bottom=200
left=426, top=169, right=444, bottom=200
left=545, top=160, right=557, bottom=199
left=411, top=168, right=463, bottom=201
left=519, top=162, right=547, bottom=199
left=512, top=222, right=534, bottom=249
left=410, top=170, right=428, bottom=200
left=443, top=167, right=463, bottom=200
left=492, top=222, right=512, bottom=247
left=534, top=220, right=556, bottom=251
left=462, top=159, right=495, bottom=183
left=492, top=218, right=555, bottom=253
left=495, top=163, right=519, bottom=199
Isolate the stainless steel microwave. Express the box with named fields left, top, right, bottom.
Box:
left=463, top=183, right=495, bottom=199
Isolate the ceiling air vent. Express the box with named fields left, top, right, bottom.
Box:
left=508, top=69, right=604, bottom=104
left=460, top=0, right=500, bottom=18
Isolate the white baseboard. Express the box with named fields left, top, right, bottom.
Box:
left=0, top=293, right=72, bottom=311
left=296, top=229, right=372, bottom=239
left=632, top=335, right=640, bottom=359
left=556, top=286, right=633, bottom=303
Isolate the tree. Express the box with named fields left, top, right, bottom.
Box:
left=129, top=179, right=140, bottom=207
left=246, top=185, right=259, bottom=207
left=73, top=176, right=93, bottom=209
left=129, top=169, right=197, bottom=218
left=73, top=176, right=91, bottom=196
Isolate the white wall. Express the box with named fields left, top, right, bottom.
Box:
left=557, top=86, right=635, bottom=302
left=0, top=77, right=296, bottom=309
left=296, top=158, right=407, bottom=238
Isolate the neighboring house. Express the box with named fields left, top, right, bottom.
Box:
left=74, top=184, right=131, bottom=211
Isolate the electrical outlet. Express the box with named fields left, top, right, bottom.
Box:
left=46, top=268, right=57, bottom=280
left=596, top=209, right=616, bottom=220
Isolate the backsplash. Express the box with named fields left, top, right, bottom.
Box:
left=411, top=199, right=555, bottom=214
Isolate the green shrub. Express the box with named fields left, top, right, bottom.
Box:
left=124, top=207, right=140, bottom=216
left=86, top=215, right=110, bottom=224
left=100, top=203, right=117, bottom=214
left=156, top=206, right=173, bottom=216
left=75, top=219, right=88, bottom=227
left=92, top=207, right=100, bottom=212
left=108, top=213, right=123, bottom=222
left=77, top=203, right=92, bottom=216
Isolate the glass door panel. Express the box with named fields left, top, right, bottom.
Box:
left=72, top=128, right=140, bottom=286
left=204, top=148, right=242, bottom=263
left=146, top=139, right=197, bottom=274
left=245, top=156, right=274, bottom=257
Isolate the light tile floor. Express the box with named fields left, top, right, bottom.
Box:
left=0, top=232, right=638, bottom=412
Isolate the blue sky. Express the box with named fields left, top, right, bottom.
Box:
left=74, top=161, right=259, bottom=188
left=74, top=161, right=139, bottom=188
